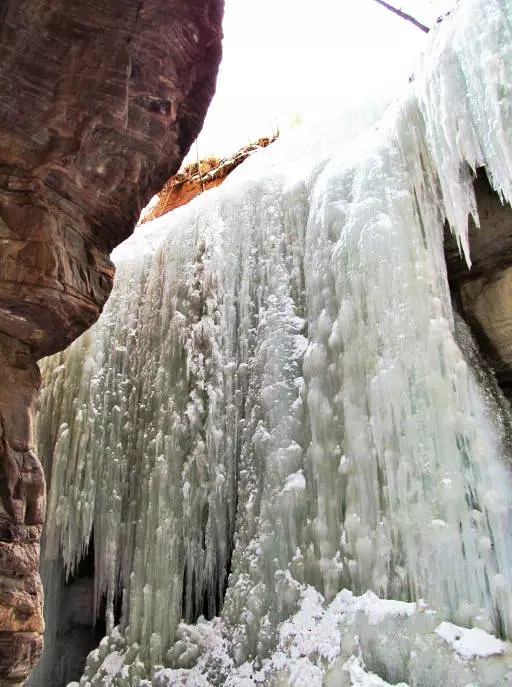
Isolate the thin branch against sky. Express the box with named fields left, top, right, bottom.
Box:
left=191, top=0, right=456, bottom=159
left=372, top=0, right=430, bottom=32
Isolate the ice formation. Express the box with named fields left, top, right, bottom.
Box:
left=32, top=0, right=512, bottom=685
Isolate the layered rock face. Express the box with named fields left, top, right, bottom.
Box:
left=0, top=0, right=223, bottom=682
left=0, top=334, right=44, bottom=686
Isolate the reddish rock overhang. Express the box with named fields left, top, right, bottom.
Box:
left=0, top=0, right=224, bottom=358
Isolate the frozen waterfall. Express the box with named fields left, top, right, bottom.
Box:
left=31, top=0, right=512, bottom=685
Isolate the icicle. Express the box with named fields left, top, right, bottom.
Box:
left=413, top=0, right=512, bottom=264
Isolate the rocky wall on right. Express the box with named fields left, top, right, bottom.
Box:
left=446, top=169, right=512, bottom=397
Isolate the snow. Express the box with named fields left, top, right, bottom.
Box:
left=341, top=590, right=416, bottom=626
left=341, top=656, right=409, bottom=687
left=278, top=588, right=417, bottom=667
left=282, top=470, right=306, bottom=493
left=99, top=652, right=125, bottom=677
left=31, top=0, right=512, bottom=685
left=435, top=621, right=506, bottom=660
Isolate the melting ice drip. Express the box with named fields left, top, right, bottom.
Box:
left=33, top=0, right=512, bottom=685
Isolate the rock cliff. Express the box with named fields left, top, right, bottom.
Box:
left=0, top=0, right=223, bottom=683
left=445, top=170, right=512, bottom=395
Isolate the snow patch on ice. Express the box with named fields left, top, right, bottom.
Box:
left=435, top=621, right=506, bottom=660
left=282, top=470, right=306, bottom=493
left=349, top=590, right=417, bottom=625
left=100, top=651, right=126, bottom=676
left=342, top=656, right=409, bottom=686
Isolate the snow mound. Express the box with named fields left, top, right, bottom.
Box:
left=435, top=621, right=506, bottom=660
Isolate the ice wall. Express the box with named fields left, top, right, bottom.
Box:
left=34, top=0, right=512, bottom=685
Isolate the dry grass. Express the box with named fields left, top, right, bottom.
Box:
left=141, top=135, right=278, bottom=222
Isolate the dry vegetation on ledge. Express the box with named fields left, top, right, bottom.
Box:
left=140, top=134, right=278, bottom=222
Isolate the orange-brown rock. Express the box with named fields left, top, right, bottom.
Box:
left=0, top=575, right=44, bottom=634
left=142, top=136, right=277, bottom=221
left=0, top=0, right=223, bottom=682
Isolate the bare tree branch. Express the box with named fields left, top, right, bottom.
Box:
left=372, top=0, right=430, bottom=33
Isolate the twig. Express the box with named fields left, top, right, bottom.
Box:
left=196, top=141, right=205, bottom=191
left=372, top=0, right=430, bottom=33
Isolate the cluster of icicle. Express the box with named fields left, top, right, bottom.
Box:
left=33, top=0, right=512, bottom=685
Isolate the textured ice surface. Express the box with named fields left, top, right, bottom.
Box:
left=71, top=586, right=512, bottom=686
left=33, top=0, right=512, bottom=685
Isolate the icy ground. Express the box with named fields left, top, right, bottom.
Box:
left=70, top=585, right=512, bottom=686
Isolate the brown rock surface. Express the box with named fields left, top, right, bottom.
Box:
left=0, top=632, right=42, bottom=687
left=0, top=334, right=45, bottom=684
left=446, top=170, right=512, bottom=392
left=141, top=135, right=278, bottom=221
left=0, top=0, right=223, bottom=358
left=0, top=0, right=223, bottom=682
left=459, top=270, right=512, bottom=385
left=445, top=171, right=512, bottom=283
